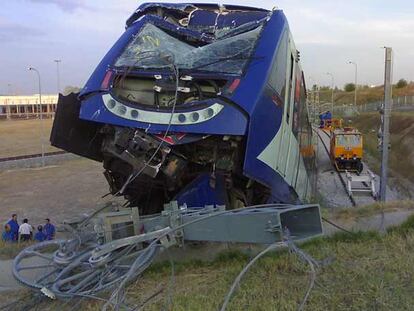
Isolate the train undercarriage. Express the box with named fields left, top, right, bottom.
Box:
left=50, top=93, right=271, bottom=215
left=101, top=125, right=270, bottom=214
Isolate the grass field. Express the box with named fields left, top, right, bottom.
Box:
left=0, top=240, right=36, bottom=260
left=349, top=112, right=414, bottom=196
left=318, top=82, right=414, bottom=105
left=3, top=203, right=414, bottom=311
left=0, top=158, right=108, bottom=226
left=0, top=119, right=59, bottom=158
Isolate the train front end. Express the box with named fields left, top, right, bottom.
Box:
left=330, top=128, right=364, bottom=173
left=51, top=3, right=310, bottom=215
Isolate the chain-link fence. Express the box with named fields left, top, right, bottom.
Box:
left=334, top=95, right=414, bottom=115
left=307, top=95, right=414, bottom=121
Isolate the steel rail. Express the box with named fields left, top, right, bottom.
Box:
left=0, top=150, right=67, bottom=163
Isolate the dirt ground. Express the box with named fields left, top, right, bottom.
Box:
left=0, top=158, right=111, bottom=226
left=0, top=119, right=59, bottom=158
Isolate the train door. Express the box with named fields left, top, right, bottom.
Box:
left=276, top=34, right=297, bottom=181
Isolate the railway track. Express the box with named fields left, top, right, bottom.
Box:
left=314, top=128, right=356, bottom=206
left=315, top=127, right=378, bottom=207
left=0, top=151, right=67, bottom=163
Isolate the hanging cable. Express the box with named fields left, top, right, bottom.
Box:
left=220, top=243, right=286, bottom=311
left=116, top=62, right=180, bottom=196
left=321, top=217, right=353, bottom=235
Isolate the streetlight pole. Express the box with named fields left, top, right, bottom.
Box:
left=28, top=67, right=45, bottom=166
left=348, top=61, right=358, bottom=107
left=326, top=72, right=334, bottom=114
left=54, top=59, right=61, bottom=94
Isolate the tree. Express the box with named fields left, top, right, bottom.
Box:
left=344, top=83, right=355, bottom=92
left=396, top=78, right=408, bottom=89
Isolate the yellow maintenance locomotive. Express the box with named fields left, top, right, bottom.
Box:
left=330, top=127, right=363, bottom=173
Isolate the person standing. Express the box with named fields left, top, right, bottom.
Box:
left=44, top=218, right=56, bottom=240
left=7, top=214, right=19, bottom=242
left=19, top=219, right=33, bottom=242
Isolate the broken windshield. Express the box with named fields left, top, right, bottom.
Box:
left=114, top=23, right=263, bottom=74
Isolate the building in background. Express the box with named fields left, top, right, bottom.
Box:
left=0, top=94, right=58, bottom=119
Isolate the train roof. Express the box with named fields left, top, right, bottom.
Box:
left=126, top=2, right=271, bottom=27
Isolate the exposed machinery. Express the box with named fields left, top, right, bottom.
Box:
left=318, top=111, right=332, bottom=128
left=319, top=111, right=342, bottom=130
left=330, top=127, right=363, bottom=173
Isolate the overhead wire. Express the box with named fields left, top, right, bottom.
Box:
left=102, top=203, right=298, bottom=309
left=220, top=227, right=332, bottom=311
left=75, top=55, right=181, bottom=229
left=283, top=229, right=319, bottom=311
left=116, top=61, right=180, bottom=196
left=321, top=217, right=353, bottom=235
left=220, top=242, right=285, bottom=311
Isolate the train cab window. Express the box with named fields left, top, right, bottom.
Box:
left=268, top=30, right=288, bottom=99
left=336, top=136, right=346, bottom=146
left=286, top=53, right=294, bottom=125
left=114, top=22, right=263, bottom=75
left=336, top=135, right=361, bottom=147
left=348, top=135, right=362, bottom=147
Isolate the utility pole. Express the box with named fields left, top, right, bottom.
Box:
left=28, top=67, right=45, bottom=167
left=348, top=61, right=358, bottom=107
left=326, top=72, right=334, bottom=114
left=54, top=59, right=61, bottom=94
left=308, top=76, right=317, bottom=123
left=379, top=47, right=393, bottom=201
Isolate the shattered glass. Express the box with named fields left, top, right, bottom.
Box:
left=114, top=23, right=263, bottom=74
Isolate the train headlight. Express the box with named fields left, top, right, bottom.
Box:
left=102, top=94, right=224, bottom=125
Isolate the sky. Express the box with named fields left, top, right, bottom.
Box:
left=1, top=0, right=414, bottom=95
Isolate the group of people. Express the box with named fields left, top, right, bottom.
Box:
left=2, top=214, right=55, bottom=243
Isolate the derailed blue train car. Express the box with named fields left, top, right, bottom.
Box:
left=51, top=3, right=316, bottom=215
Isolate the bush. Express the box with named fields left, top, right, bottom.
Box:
left=396, top=78, right=408, bottom=89
left=344, top=83, right=356, bottom=92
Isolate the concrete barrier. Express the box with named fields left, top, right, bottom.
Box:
left=0, top=153, right=79, bottom=171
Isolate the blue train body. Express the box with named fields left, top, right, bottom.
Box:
left=51, top=3, right=316, bottom=214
